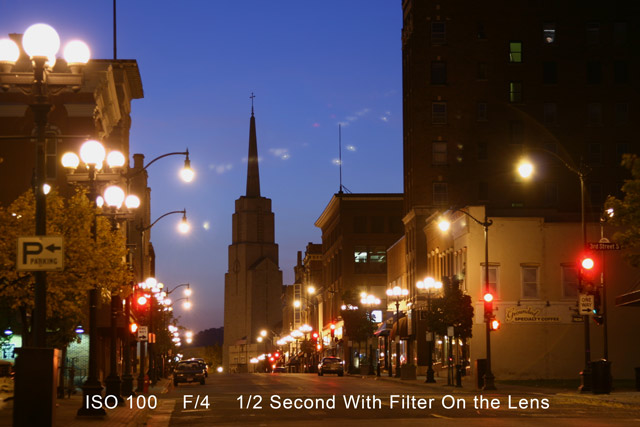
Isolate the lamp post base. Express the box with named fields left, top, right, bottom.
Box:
left=77, top=382, right=106, bottom=417
left=425, top=365, right=436, bottom=383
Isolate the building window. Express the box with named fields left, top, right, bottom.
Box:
left=587, top=103, right=603, bottom=125
left=614, top=61, right=629, bottom=84
left=477, top=102, right=488, bottom=121
left=353, top=216, right=367, bottom=233
left=586, top=22, right=600, bottom=45
left=521, top=266, right=539, bottom=299
left=586, top=61, right=602, bottom=84
left=543, top=62, right=557, bottom=84
left=432, top=102, right=447, bottom=124
left=562, top=265, right=578, bottom=298
left=478, top=181, right=489, bottom=201
left=481, top=265, right=499, bottom=296
left=509, top=41, right=522, bottom=62
left=543, top=22, right=556, bottom=43
left=433, top=182, right=448, bottom=206
left=613, top=22, right=628, bottom=45
left=544, top=183, right=558, bottom=206
left=431, top=61, right=446, bottom=84
left=477, top=62, right=487, bottom=80
left=432, top=141, right=447, bottom=165
left=477, top=141, right=488, bottom=160
left=509, top=120, right=523, bottom=144
left=509, top=82, right=522, bottom=103
left=354, top=246, right=387, bottom=274
left=431, top=22, right=446, bottom=45
left=615, top=103, right=629, bottom=124
left=543, top=103, right=557, bottom=124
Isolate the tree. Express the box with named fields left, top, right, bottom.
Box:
left=0, top=188, right=133, bottom=349
left=605, top=154, right=640, bottom=267
left=425, top=276, right=474, bottom=340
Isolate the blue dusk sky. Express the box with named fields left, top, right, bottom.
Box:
left=0, top=1, right=403, bottom=332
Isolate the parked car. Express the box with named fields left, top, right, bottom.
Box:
left=173, top=361, right=206, bottom=386
left=272, top=365, right=287, bottom=373
left=317, top=357, right=344, bottom=376
left=187, top=358, right=209, bottom=377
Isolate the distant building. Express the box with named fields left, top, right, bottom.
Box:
left=223, top=106, right=283, bottom=373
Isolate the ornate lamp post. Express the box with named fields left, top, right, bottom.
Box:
left=416, top=277, right=443, bottom=383
left=439, top=208, right=496, bottom=390
left=360, top=293, right=381, bottom=375
left=386, top=286, right=409, bottom=378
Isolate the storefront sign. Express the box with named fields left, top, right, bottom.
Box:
left=505, top=306, right=560, bottom=323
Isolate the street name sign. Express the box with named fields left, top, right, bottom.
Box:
left=138, top=326, right=148, bottom=341
left=16, top=236, right=64, bottom=271
left=588, top=242, right=621, bottom=251
left=579, top=294, right=595, bottom=315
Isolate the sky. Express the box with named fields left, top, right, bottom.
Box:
left=0, top=1, right=403, bottom=332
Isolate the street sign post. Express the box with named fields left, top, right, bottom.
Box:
left=579, top=294, right=595, bottom=315
left=137, top=326, right=149, bottom=342
left=16, top=236, right=64, bottom=271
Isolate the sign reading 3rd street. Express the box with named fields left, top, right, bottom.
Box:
left=17, top=236, right=64, bottom=271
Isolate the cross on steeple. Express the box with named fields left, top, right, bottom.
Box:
left=250, top=92, right=255, bottom=116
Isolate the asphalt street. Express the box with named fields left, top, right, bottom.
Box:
left=142, top=373, right=640, bottom=426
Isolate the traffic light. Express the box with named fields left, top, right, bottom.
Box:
left=489, top=318, right=501, bottom=331
left=578, top=253, right=598, bottom=292
left=130, top=322, right=138, bottom=334
left=330, top=323, right=336, bottom=338
left=592, top=289, right=604, bottom=325
left=483, top=291, right=494, bottom=320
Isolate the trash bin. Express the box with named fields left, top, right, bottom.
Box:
left=635, top=367, right=640, bottom=391
left=475, top=359, right=487, bottom=389
left=591, top=359, right=612, bottom=394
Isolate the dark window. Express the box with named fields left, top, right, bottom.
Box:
left=353, top=216, right=367, bottom=233
left=509, top=121, right=523, bottom=144
left=586, top=61, right=602, bottom=84
left=613, top=22, right=628, bottom=45
left=371, top=216, right=385, bottom=233
left=614, top=61, right=629, bottom=84
left=543, top=22, right=556, bottom=43
left=586, top=22, right=600, bottom=44
left=477, top=22, right=486, bottom=39
left=432, top=102, right=447, bottom=124
left=509, top=41, right=522, bottom=62
left=431, top=22, right=446, bottom=45
left=588, top=143, right=602, bottom=164
left=543, top=62, right=557, bottom=84
left=477, top=141, right=488, bottom=160
left=433, top=182, right=448, bottom=206
left=509, top=82, right=522, bottom=103
left=615, top=103, right=629, bottom=124
left=432, top=141, right=447, bottom=165
left=478, top=181, right=489, bottom=201
left=587, top=103, right=603, bottom=125
left=477, top=62, right=487, bottom=80
left=431, top=61, right=446, bottom=84
left=477, top=102, right=488, bottom=121
left=543, top=103, right=557, bottom=124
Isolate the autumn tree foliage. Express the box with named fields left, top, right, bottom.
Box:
left=0, top=188, right=132, bottom=348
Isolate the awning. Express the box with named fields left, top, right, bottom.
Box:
left=615, top=290, right=640, bottom=307
left=389, top=314, right=408, bottom=340
left=374, top=316, right=394, bottom=336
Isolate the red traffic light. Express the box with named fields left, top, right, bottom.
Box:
left=136, top=295, right=148, bottom=306
left=312, top=332, right=319, bottom=339
left=274, top=352, right=280, bottom=358
left=581, top=257, right=595, bottom=270
left=490, top=319, right=501, bottom=331
left=483, top=292, right=494, bottom=303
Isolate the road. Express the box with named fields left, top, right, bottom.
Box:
left=144, top=373, right=640, bottom=426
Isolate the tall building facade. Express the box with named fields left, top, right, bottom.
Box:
left=398, top=1, right=640, bottom=379
left=223, top=107, right=283, bottom=373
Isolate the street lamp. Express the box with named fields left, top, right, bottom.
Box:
left=386, top=286, right=409, bottom=378
left=517, top=152, right=592, bottom=391
left=62, top=139, right=139, bottom=411
left=438, top=208, right=496, bottom=390
left=416, top=277, right=443, bottom=383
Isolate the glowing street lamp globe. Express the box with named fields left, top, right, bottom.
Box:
left=80, top=140, right=106, bottom=166
left=0, top=38, right=20, bottom=65
left=22, top=23, right=60, bottom=59
left=63, top=40, right=90, bottom=65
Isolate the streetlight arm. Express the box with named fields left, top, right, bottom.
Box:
left=140, top=209, right=186, bottom=232
left=167, top=283, right=190, bottom=295
left=448, top=207, right=493, bottom=228
left=125, top=150, right=189, bottom=179
left=524, top=146, right=587, bottom=178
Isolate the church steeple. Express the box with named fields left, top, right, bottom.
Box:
left=246, top=93, right=261, bottom=198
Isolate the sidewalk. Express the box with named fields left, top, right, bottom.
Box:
left=353, top=371, right=640, bottom=406
left=0, top=378, right=172, bottom=427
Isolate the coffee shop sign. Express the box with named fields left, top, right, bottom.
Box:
left=505, top=306, right=560, bottom=323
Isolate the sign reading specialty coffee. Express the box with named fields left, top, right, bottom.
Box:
left=505, top=306, right=560, bottom=323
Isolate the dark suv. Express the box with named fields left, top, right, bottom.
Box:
left=318, top=357, right=344, bottom=376
left=173, top=361, right=206, bottom=386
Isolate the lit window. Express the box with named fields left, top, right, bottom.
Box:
left=354, top=248, right=368, bottom=263
left=509, top=42, right=522, bottom=62
left=432, top=102, right=447, bottom=124
left=521, top=266, right=539, bottom=299
left=432, top=141, right=447, bottom=165
left=509, top=82, right=522, bottom=103
left=543, top=23, right=556, bottom=44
